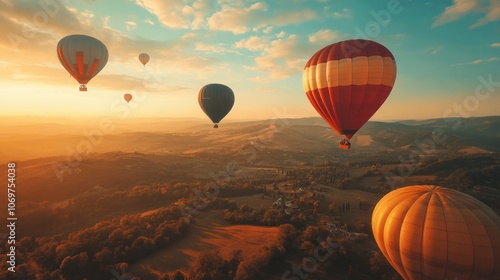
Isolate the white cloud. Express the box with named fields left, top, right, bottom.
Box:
left=207, top=1, right=268, bottom=34
left=276, top=31, right=286, bottom=38
left=134, top=0, right=318, bottom=34
left=236, top=26, right=347, bottom=82
left=126, top=21, right=137, bottom=31
left=237, top=33, right=311, bottom=82
left=134, top=0, right=213, bottom=29
left=207, top=1, right=316, bottom=34
left=235, top=36, right=267, bottom=51
left=433, top=0, right=499, bottom=29
left=491, top=42, right=500, bottom=47
left=135, top=0, right=191, bottom=28
left=308, top=29, right=342, bottom=44
left=144, top=18, right=154, bottom=25
left=262, top=26, right=274, bottom=34
left=333, top=8, right=351, bottom=19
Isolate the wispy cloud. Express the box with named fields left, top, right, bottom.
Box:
left=134, top=0, right=213, bottom=29
left=470, top=0, right=500, bottom=28
left=433, top=0, right=476, bottom=27
left=126, top=21, right=137, bottom=31
left=470, top=57, right=499, bottom=64
left=332, top=8, right=351, bottom=19
left=207, top=2, right=268, bottom=34
left=308, top=29, right=344, bottom=44
left=427, top=45, right=444, bottom=54
left=195, top=43, right=240, bottom=54
left=135, top=0, right=187, bottom=28
left=235, top=33, right=311, bottom=82
left=234, top=36, right=268, bottom=51
left=134, top=0, right=318, bottom=34
left=491, top=42, right=500, bottom=47
left=452, top=57, right=499, bottom=66
left=433, top=0, right=500, bottom=29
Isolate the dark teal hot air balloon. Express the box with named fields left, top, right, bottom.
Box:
left=198, top=83, right=235, bottom=128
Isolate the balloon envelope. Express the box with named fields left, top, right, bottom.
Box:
left=124, top=93, right=132, bottom=103
left=198, top=83, right=235, bottom=128
left=302, top=39, right=396, bottom=140
left=57, top=34, right=108, bottom=91
left=372, top=185, right=500, bottom=280
left=139, top=53, right=150, bottom=66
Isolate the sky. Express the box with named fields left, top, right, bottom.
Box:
left=0, top=0, right=499, bottom=122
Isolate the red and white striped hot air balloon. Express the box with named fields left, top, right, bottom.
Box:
left=302, top=39, right=397, bottom=149
left=57, top=34, right=108, bottom=91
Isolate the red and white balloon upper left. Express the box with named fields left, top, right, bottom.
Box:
left=57, top=34, right=109, bottom=91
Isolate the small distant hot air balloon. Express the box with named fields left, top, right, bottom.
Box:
left=124, top=93, right=132, bottom=103
left=372, top=185, right=500, bottom=280
left=139, top=53, right=150, bottom=66
left=302, top=39, right=397, bottom=149
left=57, top=34, right=108, bottom=91
left=198, top=83, right=235, bottom=128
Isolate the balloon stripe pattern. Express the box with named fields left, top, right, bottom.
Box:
left=57, top=34, right=108, bottom=91
left=198, top=83, right=235, bottom=128
left=372, top=185, right=500, bottom=280
left=303, top=39, right=396, bottom=139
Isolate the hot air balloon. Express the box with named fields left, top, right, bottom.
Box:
left=124, top=93, right=132, bottom=103
left=57, top=34, right=108, bottom=91
left=198, top=83, right=235, bottom=128
left=139, top=53, right=150, bottom=66
left=302, top=39, right=396, bottom=149
left=372, top=185, right=500, bottom=280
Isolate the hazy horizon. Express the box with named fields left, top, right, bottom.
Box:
left=2, top=113, right=500, bottom=123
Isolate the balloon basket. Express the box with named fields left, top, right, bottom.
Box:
left=213, top=124, right=219, bottom=128
left=79, top=84, right=87, bottom=91
left=340, top=143, right=351, bottom=150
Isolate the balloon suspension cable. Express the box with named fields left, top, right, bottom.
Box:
left=79, top=84, right=87, bottom=91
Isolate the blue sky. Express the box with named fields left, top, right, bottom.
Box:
left=0, top=0, right=498, bottom=121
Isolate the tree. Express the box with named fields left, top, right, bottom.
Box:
left=277, top=224, right=297, bottom=249
left=172, top=270, right=185, bottom=280
left=59, top=252, right=88, bottom=279
left=190, top=252, right=226, bottom=280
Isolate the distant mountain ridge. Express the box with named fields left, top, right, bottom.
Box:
left=0, top=115, right=498, bottom=163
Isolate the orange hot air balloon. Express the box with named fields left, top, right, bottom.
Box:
left=57, top=34, right=108, bottom=91
left=139, top=53, right=150, bottom=66
left=372, top=185, right=500, bottom=280
left=302, top=39, right=396, bottom=149
left=124, top=93, right=132, bottom=103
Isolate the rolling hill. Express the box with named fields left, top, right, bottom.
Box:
left=1, top=115, right=499, bottom=164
